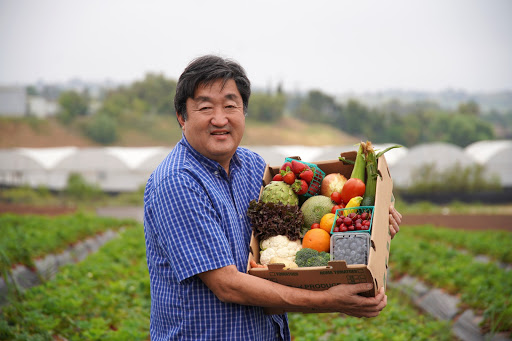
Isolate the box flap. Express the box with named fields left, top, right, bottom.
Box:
left=367, top=154, right=393, bottom=291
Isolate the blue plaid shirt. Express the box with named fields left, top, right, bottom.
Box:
left=143, top=136, right=290, bottom=341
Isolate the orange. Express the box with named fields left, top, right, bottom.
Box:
left=319, top=213, right=336, bottom=233
left=302, top=228, right=331, bottom=253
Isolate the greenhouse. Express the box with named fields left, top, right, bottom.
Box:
left=389, top=142, right=476, bottom=188
left=0, top=140, right=510, bottom=192
left=464, top=140, right=512, bottom=187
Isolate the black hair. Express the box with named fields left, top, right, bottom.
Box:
left=174, top=55, right=251, bottom=125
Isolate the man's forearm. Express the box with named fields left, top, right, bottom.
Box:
left=198, top=264, right=384, bottom=316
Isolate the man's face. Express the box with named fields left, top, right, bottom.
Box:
left=178, top=78, right=245, bottom=171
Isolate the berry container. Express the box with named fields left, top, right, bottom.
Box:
left=330, top=206, right=374, bottom=235
left=284, top=157, right=325, bottom=197
left=330, top=232, right=370, bottom=265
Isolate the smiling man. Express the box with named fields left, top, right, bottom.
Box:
left=143, top=55, right=402, bottom=341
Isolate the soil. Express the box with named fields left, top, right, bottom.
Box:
left=402, top=214, right=512, bottom=231
left=0, top=118, right=96, bottom=148
left=0, top=203, right=76, bottom=216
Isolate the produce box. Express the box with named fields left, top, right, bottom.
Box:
left=246, top=151, right=393, bottom=314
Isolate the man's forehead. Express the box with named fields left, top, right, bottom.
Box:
left=193, top=79, right=241, bottom=99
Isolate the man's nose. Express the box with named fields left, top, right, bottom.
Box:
left=211, top=106, right=229, bottom=126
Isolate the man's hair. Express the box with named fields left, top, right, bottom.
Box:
left=174, top=55, right=251, bottom=125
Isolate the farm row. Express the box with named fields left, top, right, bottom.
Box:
left=0, top=213, right=510, bottom=340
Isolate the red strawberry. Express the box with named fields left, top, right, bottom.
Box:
left=272, top=173, right=283, bottom=181
left=292, top=179, right=308, bottom=195
left=280, top=162, right=292, bottom=172
left=281, top=170, right=296, bottom=185
left=299, top=169, right=314, bottom=184
left=291, top=160, right=307, bottom=175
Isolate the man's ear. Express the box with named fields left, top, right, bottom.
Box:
left=177, top=113, right=185, bottom=129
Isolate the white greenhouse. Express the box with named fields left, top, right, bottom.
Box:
left=464, top=140, right=512, bottom=187
left=0, top=140, right=510, bottom=193
left=389, top=142, right=476, bottom=188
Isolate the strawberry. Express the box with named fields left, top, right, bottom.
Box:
left=272, top=173, right=283, bottom=181
left=292, top=179, right=308, bottom=195
left=280, top=162, right=292, bottom=172
left=281, top=170, right=296, bottom=185
left=291, top=160, right=307, bottom=175
left=299, top=169, right=314, bottom=184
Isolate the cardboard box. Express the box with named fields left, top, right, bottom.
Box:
left=246, top=151, right=393, bottom=314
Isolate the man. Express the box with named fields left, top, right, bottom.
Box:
left=143, top=55, right=402, bottom=340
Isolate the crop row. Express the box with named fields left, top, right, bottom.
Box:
left=0, top=213, right=135, bottom=271
left=1, top=213, right=510, bottom=339
left=402, top=224, right=512, bottom=263
left=0, top=226, right=150, bottom=340
left=0, top=214, right=454, bottom=340
left=389, top=226, right=512, bottom=333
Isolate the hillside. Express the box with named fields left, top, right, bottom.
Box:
left=0, top=116, right=359, bottom=148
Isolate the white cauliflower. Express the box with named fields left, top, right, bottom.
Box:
left=259, top=235, right=302, bottom=266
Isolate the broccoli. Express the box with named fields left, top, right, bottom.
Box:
left=295, top=248, right=330, bottom=267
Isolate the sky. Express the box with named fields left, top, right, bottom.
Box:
left=1, top=0, right=511, bottom=95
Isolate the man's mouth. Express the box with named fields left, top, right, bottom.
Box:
left=211, top=131, right=229, bottom=135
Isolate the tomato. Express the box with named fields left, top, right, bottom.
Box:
left=330, top=191, right=342, bottom=205
left=331, top=205, right=343, bottom=214
left=311, top=223, right=320, bottom=229
left=340, top=178, right=366, bottom=204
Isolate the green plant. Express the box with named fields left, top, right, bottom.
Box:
left=64, top=173, right=104, bottom=200
left=0, top=226, right=149, bottom=340
left=84, top=114, right=118, bottom=144
left=390, top=225, right=512, bottom=332
left=406, top=162, right=501, bottom=194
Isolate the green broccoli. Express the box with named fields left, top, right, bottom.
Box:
left=295, top=248, right=330, bottom=267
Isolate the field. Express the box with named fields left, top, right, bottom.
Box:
left=0, top=210, right=510, bottom=340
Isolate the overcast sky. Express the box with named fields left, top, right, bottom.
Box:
left=1, top=0, right=511, bottom=95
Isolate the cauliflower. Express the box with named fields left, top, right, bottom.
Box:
left=259, top=235, right=302, bottom=266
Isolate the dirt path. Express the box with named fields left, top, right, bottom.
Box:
left=402, top=214, right=512, bottom=231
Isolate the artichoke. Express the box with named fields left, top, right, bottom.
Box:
left=260, top=181, right=299, bottom=206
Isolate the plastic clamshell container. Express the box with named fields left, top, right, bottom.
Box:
left=330, top=232, right=371, bottom=265
left=284, top=157, right=325, bottom=197
left=331, top=206, right=374, bottom=234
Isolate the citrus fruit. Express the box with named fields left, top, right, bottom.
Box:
left=302, top=228, right=331, bottom=253
left=319, top=213, right=336, bottom=233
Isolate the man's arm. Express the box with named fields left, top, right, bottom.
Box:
left=198, top=265, right=387, bottom=317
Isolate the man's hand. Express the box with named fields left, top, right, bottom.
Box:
left=389, top=205, right=402, bottom=239
left=326, top=284, right=387, bottom=317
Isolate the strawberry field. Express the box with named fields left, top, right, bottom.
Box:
left=0, top=212, right=511, bottom=340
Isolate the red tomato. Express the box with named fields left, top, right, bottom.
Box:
left=340, top=178, right=366, bottom=204
left=331, top=205, right=343, bottom=214
left=311, top=223, right=321, bottom=229
left=330, top=191, right=342, bottom=205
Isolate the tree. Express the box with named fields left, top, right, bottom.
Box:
left=57, top=91, right=89, bottom=124
left=248, top=92, right=286, bottom=122
left=84, top=114, right=118, bottom=144
left=458, top=100, right=480, bottom=116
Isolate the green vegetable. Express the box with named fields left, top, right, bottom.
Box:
left=260, top=181, right=299, bottom=206
left=361, top=142, right=402, bottom=206
left=247, top=200, right=303, bottom=241
left=295, top=248, right=330, bottom=267
left=351, top=142, right=366, bottom=182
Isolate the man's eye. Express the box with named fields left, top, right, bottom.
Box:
left=199, top=107, right=211, bottom=111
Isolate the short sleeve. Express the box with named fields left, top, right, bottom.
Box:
left=150, top=173, right=235, bottom=282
